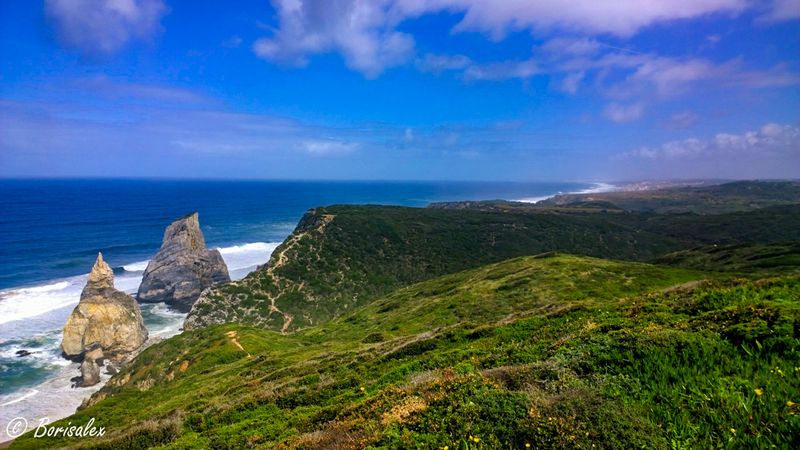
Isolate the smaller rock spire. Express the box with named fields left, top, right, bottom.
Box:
left=87, top=252, right=114, bottom=290
left=61, top=253, right=148, bottom=362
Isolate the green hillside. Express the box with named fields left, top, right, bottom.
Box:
left=651, top=242, right=800, bottom=274
left=187, top=203, right=800, bottom=332
left=11, top=255, right=799, bottom=449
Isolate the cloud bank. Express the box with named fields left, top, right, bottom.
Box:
left=252, top=0, right=760, bottom=77
left=609, top=123, right=800, bottom=179
left=619, top=123, right=800, bottom=161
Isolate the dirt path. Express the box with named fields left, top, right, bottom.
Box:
left=255, top=213, right=335, bottom=334
left=225, top=331, right=251, bottom=358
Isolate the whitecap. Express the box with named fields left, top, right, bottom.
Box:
left=122, top=260, right=149, bottom=272
left=216, top=241, right=280, bottom=279
left=0, top=389, right=39, bottom=407
left=0, top=277, right=83, bottom=327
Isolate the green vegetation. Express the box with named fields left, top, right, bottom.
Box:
left=188, top=202, right=800, bottom=331
left=652, top=242, right=800, bottom=274
left=11, top=181, right=799, bottom=449
left=11, top=254, right=799, bottom=449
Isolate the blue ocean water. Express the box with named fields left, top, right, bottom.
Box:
left=0, top=179, right=598, bottom=290
left=0, top=179, right=603, bottom=437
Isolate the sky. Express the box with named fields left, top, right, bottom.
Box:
left=0, top=0, right=798, bottom=181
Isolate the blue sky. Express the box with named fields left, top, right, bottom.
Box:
left=0, top=0, right=798, bottom=181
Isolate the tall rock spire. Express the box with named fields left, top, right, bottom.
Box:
left=137, top=212, right=230, bottom=311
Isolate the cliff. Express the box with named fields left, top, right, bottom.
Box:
left=184, top=202, right=800, bottom=332
left=137, top=212, right=230, bottom=311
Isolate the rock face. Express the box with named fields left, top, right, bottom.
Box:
left=78, top=346, right=104, bottom=387
left=137, top=212, right=230, bottom=311
left=61, top=253, right=148, bottom=360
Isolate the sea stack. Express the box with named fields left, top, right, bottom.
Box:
left=61, top=253, right=148, bottom=367
left=137, top=212, right=230, bottom=311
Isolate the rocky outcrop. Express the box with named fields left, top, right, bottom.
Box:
left=78, top=346, right=104, bottom=387
left=61, top=253, right=148, bottom=361
left=137, top=212, right=230, bottom=311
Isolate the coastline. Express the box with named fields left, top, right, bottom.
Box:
left=0, top=242, right=279, bottom=444
left=514, top=181, right=619, bottom=204
left=0, top=179, right=679, bottom=444
left=513, top=179, right=726, bottom=204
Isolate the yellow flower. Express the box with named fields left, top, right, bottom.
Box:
left=473, top=436, right=480, bottom=443
left=730, top=428, right=736, bottom=434
left=526, top=444, right=531, bottom=448
left=359, top=387, right=365, bottom=392
left=755, top=388, right=764, bottom=396
left=787, top=401, right=795, bottom=407
left=443, top=447, right=449, bottom=450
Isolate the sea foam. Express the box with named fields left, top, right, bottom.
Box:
left=0, top=241, right=278, bottom=328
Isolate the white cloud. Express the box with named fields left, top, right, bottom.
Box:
left=614, top=56, right=800, bottom=97
left=617, top=123, right=800, bottom=160
left=393, top=0, right=749, bottom=38
left=253, top=0, right=414, bottom=78
left=45, top=0, right=167, bottom=56
left=540, top=37, right=601, bottom=56
left=603, top=102, right=644, bottom=123
left=436, top=36, right=797, bottom=111
left=302, top=140, right=359, bottom=156
left=254, top=0, right=753, bottom=77
left=558, top=72, right=586, bottom=94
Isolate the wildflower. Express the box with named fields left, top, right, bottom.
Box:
left=787, top=401, right=795, bottom=407
left=730, top=428, right=736, bottom=434
left=526, top=444, right=531, bottom=448
left=359, top=387, right=365, bottom=392
left=473, top=436, right=480, bottom=443
left=755, top=388, right=764, bottom=396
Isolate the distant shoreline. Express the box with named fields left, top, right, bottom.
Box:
left=514, top=179, right=732, bottom=204
left=514, top=182, right=619, bottom=204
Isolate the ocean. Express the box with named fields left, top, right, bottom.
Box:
left=0, top=178, right=609, bottom=440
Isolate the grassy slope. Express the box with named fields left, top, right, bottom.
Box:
left=651, top=242, right=800, bottom=274
left=11, top=255, right=800, bottom=449
left=187, top=204, right=800, bottom=332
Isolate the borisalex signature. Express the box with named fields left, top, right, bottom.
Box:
left=6, top=417, right=106, bottom=439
